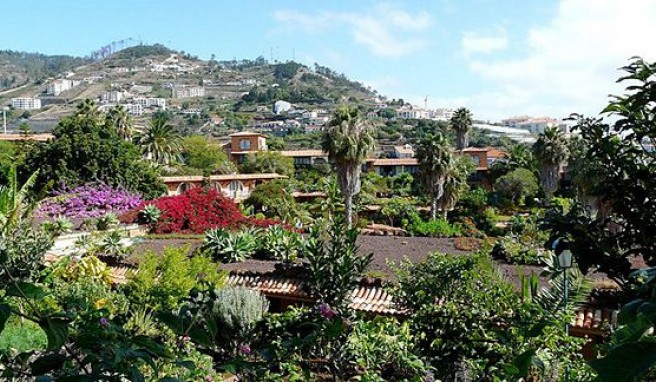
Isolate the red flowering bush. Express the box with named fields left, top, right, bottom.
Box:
left=121, top=187, right=283, bottom=234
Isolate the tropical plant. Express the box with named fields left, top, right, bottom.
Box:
left=41, top=215, right=74, bottom=236
left=36, top=183, right=143, bottom=219
left=180, top=135, right=236, bottom=175
left=201, top=228, right=259, bottom=263
left=260, top=225, right=303, bottom=263
left=489, top=143, right=536, bottom=181
left=0, top=166, right=37, bottom=235
left=450, top=107, right=473, bottom=150
left=98, top=230, right=129, bottom=259
left=105, top=105, right=133, bottom=141
left=139, top=204, right=161, bottom=227
left=304, top=215, right=372, bottom=310
left=438, top=155, right=474, bottom=219
left=416, top=132, right=452, bottom=220
left=95, top=212, right=119, bottom=231
left=533, top=126, right=568, bottom=199
left=322, top=105, right=375, bottom=227
left=135, top=116, right=181, bottom=165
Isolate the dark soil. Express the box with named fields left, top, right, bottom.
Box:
left=129, top=235, right=546, bottom=286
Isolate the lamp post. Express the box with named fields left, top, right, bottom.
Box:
left=553, top=238, right=573, bottom=382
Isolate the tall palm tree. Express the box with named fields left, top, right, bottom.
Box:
left=438, top=156, right=474, bottom=220
left=0, top=165, right=37, bottom=235
left=533, top=126, right=569, bottom=200
left=105, top=105, right=133, bottom=141
left=134, top=117, right=181, bottom=166
left=322, top=105, right=374, bottom=227
left=417, top=132, right=453, bottom=220
left=450, top=107, right=473, bottom=151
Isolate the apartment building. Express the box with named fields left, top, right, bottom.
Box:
left=133, top=97, right=166, bottom=110
left=11, top=97, right=41, bottom=110
left=171, top=86, right=205, bottom=98
left=46, top=79, right=80, bottom=95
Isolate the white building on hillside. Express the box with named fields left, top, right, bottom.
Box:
left=133, top=97, right=166, bottom=110
left=501, top=116, right=565, bottom=134
left=273, top=100, right=292, bottom=114
left=46, top=79, right=80, bottom=95
left=397, top=105, right=430, bottom=119
left=171, top=86, right=205, bottom=98
left=12, top=97, right=41, bottom=110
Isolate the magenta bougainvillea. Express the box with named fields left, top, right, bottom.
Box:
left=120, top=187, right=283, bottom=234
left=36, top=184, right=142, bottom=219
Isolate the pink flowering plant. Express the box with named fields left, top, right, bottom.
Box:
left=36, top=183, right=142, bottom=219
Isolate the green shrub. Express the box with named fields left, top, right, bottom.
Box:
left=346, top=316, right=430, bottom=381
left=41, top=216, right=74, bottom=236
left=407, top=213, right=461, bottom=237
left=0, top=317, right=47, bottom=352
left=210, top=286, right=269, bottom=343
left=98, top=230, right=130, bottom=259
left=126, top=246, right=226, bottom=311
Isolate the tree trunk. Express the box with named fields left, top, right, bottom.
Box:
left=431, top=197, right=438, bottom=221
left=345, top=193, right=354, bottom=228
left=442, top=207, right=448, bottom=220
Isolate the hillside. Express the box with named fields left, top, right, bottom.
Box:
left=0, top=44, right=377, bottom=134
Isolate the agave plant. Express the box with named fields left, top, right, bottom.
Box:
left=96, top=213, right=119, bottom=231
left=201, top=228, right=257, bottom=263
left=139, top=204, right=161, bottom=227
left=261, top=225, right=302, bottom=263
left=99, top=230, right=129, bottom=259
left=42, top=215, right=75, bottom=237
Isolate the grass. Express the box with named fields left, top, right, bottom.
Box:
left=0, top=317, right=47, bottom=352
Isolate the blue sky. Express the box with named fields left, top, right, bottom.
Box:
left=3, top=0, right=656, bottom=120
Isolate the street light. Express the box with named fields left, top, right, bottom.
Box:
left=552, top=238, right=573, bottom=382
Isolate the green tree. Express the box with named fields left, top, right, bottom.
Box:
left=180, top=136, right=235, bottom=175
left=0, top=165, right=37, bottom=234
left=450, top=107, right=473, bottom=151
left=239, top=151, right=294, bottom=176
left=489, top=144, right=536, bottom=181
left=495, top=168, right=539, bottom=205
left=135, top=117, right=181, bottom=166
left=22, top=103, right=165, bottom=199
left=322, top=105, right=374, bottom=227
left=417, top=132, right=452, bottom=220
left=533, top=126, right=568, bottom=199
left=105, top=105, right=133, bottom=141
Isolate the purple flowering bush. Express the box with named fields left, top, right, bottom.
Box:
left=36, top=183, right=142, bottom=219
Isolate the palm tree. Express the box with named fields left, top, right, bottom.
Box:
left=417, top=132, right=453, bottom=220
left=76, top=99, right=101, bottom=122
left=0, top=165, right=37, bottom=235
left=533, top=126, right=568, bottom=200
left=105, top=105, right=133, bottom=141
left=450, top=107, right=473, bottom=151
left=134, top=117, right=181, bottom=166
left=321, top=105, right=374, bottom=227
left=438, top=156, right=474, bottom=220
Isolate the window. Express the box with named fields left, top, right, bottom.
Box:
left=469, top=155, right=481, bottom=166
left=239, top=139, right=251, bottom=150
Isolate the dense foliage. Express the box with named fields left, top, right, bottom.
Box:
left=22, top=101, right=165, bottom=199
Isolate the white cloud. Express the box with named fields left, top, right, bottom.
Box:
left=273, top=4, right=432, bottom=58
left=465, top=0, right=656, bottom=120
left=461, top=31, right=507, bottom=55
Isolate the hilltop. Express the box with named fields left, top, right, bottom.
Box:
left=0, top=44, right=377, bottom=134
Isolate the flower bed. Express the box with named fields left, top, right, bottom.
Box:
left=121, top=187, right=281, bottom=234
left=36, top=184, right=142, bottom=219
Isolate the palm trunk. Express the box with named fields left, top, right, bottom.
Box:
left=442, top=207, right=448, bottom=220
left=345, top=194, right=354, bottom=228
left=431, top=197, right=438, bottom=221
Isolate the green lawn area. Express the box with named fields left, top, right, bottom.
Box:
left=0, top=317, right=47, bottom=352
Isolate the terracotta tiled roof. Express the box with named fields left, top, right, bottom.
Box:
left=369, top=158, right=419, bottom=166
left=226, top=272, right=404, bottom=315
left=229, top=131, right=266, bottom=137
left=208, top=173, right=286, bottom=181
left=571, top=307, right=618, bottom=334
